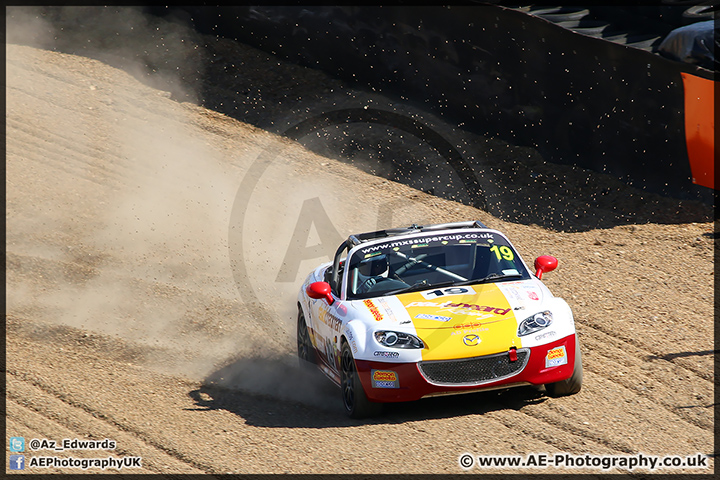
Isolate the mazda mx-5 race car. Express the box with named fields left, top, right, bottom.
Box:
left=296, top=220, right=582, bottom=418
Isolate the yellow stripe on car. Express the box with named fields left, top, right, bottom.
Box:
left=398, top=284, right=521, bottom=360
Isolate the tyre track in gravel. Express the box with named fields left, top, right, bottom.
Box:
left=578, top=315, right=714, bottom=383
left=478, top=354, right=713, bottom=458
left=519, top=377, right=711, bottom=453
left=483, top=405, right=639, bottom=455
left=7, top=116, right=130, bottom=192
left=7, top=52, right=233, bottom=202
left=6, top=380, right=203, bottom=474
left=6, top=348, right=210, bottom=474
left=578, top=326, right=713, bottom=432
left=7, top=100, right=218, bottom=200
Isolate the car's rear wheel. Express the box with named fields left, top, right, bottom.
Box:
left=297, top=307, right=316, bottom=367
left=340, top=342, right=382, bottom=418
left=545, top=336, right=583, bottom=397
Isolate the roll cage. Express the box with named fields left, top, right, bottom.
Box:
left=327, top=220, right=489, bottom=298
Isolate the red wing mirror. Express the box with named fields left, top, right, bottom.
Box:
left=307, top=281, right=335, bottom=305
left=534, top=255, right=558, bottom=280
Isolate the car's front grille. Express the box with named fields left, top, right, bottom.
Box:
left=418, top=349, right=530, bottom=386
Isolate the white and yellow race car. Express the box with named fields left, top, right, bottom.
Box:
left=297, top=220, right=582, bottom=418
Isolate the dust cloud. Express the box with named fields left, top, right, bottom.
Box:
left=5, top=6, right=345, bottom=408
left=7, top=6, right=204, bottom=102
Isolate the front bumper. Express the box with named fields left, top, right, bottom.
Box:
left=355, top=334, right=577, bottom=403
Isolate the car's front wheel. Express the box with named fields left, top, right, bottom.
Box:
left=340, top=342, right=382, bottom=418
left=545, top=336, right=583, bottom=397
left=297, top=307, right=316, bottom=367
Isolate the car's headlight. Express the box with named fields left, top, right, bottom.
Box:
left=517, top=311, right=553, bottom=336
left=374, top=331, right=424, bottom=349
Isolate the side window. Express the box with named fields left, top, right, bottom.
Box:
left=330, top=260, right=345, bottom=296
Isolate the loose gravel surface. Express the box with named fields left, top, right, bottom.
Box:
left=6, top=7, right=715, bottom=475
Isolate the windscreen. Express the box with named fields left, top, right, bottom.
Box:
left=346, top=231, right=530, bottom=299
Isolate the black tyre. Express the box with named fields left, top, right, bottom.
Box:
left=340, top=342, right=382, bottom=418
left=545, top=336, right=583, bottom=397
left=297, top=307, right=316, bottom=366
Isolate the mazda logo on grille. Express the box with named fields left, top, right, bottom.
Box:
left=463, top=334, right=480, bottom=346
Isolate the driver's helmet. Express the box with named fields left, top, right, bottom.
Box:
left=358, top=254, right=389, bottom=277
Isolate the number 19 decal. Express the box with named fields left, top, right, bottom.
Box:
left=420, top=286, right=476, bottom=299
left=490, top=245, right=514, bottom=261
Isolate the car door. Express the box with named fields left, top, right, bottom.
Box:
left=317, top=291, right=345, bottom=373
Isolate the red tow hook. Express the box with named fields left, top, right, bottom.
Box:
left=508, top=347, right=518, bottom=362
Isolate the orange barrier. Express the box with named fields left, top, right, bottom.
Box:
left=681, top=73, right=715, bottom=189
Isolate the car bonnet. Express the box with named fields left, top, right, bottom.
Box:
left=361, top=280, right=546, bottom=360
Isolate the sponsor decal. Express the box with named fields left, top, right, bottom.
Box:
left=373, top=381, right=397, bottom=388
left=371, top=369, right=399, bottom=388
left=372, top=370, right=397, bottom=381
left=373, top=351, right=400, bottom=358
left=359, top=233, right=496, bottom=256
left=377, top=297, right=398, bottom=322
left=406, top=301, right=443, bottom=308
left=319, top=306, right=343, bottom=332
left=463, top=334, right=481, bottom=346
left=451, top=323, right=490, bottom=336
left=447, top=310, right=496, bottom=320
left=444, top=303, right=511, bottom=316
left=453, top=322, right=490, bottom=330
left=363, top=299, right=384, bottom=322
left=497, top=282, right=540, bottom=307
left=545, top=346, right=568, bottom=368
left=415, top=313, right=452, bottom=322
left=534, top=330, right=557, bottom=341
left=463, top=311, right=497, bottom=319
left=406, top=300, right=510, bottom=316
left=497, top=284, right=524, bottom=304
left=322, top=337, right=341, bottom=371
left=345, top=330, right=358, bottom=353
